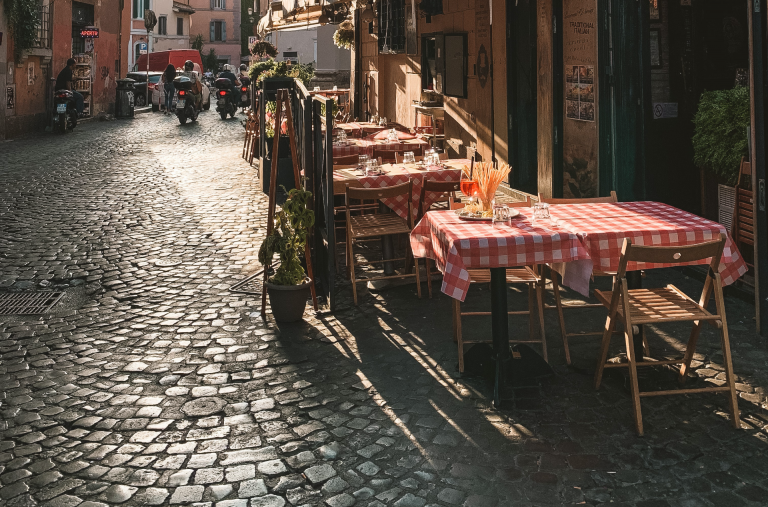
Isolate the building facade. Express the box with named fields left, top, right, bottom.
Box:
left=1, top=0, right=124, bottom=138
left=127, top=0, right=196, bottom=71
left=188, top=0, right=242, bottom=67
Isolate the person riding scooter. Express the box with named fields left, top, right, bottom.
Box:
left=181, top=60, right=203, bottom=110
left=55, top=58, right=84, bottom=116
left=218, top=65, right=241, bottom=103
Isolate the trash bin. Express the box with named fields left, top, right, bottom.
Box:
left=115, top=78, right=136, bottom=118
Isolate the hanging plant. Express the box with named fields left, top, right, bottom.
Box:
left=250, top=39, right=278, bottom=58
left=333, top=21, right=355, bottom=50
left=4, top=0, right=41, bottom=60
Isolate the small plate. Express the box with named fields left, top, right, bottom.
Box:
left=456, top=209, right=493, bottom=221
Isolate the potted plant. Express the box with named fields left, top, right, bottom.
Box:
left=258, top=185, right=315, bottom=322
left=333, top=21, right=355, bottom=50
left=692, top=86, right=750, bottom=225
left=251, top=39, right=278, bottom=59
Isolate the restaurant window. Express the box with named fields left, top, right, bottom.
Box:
left=177, top=17, right=184, bottom=36
left=378, top=0, right=405, bottom=53
left=158, top=16, right=167, bottom=35
left=421, top=33, right=467, bottom=97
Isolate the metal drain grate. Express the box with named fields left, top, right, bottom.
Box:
left=0, top=291, right=65, bottom=315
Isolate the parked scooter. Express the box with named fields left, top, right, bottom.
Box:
left=173, top=76, right=199, bottom=125
left=52, top=90, right=78, bottom=134
left=215, top=77, right=236, bottom=120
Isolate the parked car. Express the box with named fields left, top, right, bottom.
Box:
left=152, top=71, right=210, bottom=112
left=126, top=72, right=163, bottom=108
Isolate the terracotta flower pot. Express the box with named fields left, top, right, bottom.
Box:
left=265, top=278, right=312, bottom=322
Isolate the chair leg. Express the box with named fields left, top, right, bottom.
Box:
left=528, top=283, right=535, bottom=342
left=453, top=298, right=464, bottom=372
left=594, top=294, right=620, bottom=390
left=713, top=280, right=740, bottom=429
left=348, top=237, right=358, bottom=306
left=535, top=279, right=548, bottom=363
left=624, top=323, right=644, bottom=436
left=413, top=255, right=422, bottom=299
left=551, top=269, right=570, bottom=364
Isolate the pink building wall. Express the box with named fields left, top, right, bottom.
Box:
left=188, top=0, right=242, bottom=67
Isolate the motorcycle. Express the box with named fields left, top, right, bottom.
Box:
left=215, top=78, right=236, bottom=120
left=173, top=76, right=198, bottom=125
left=239, top=77, right=251, bottom=111
left=52, top=90, right=78, bottom=134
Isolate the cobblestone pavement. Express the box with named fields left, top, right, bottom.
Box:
left=1, top=111, right=768, bottom=507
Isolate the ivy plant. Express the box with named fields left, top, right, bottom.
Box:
left=692, top=86, right=751, bottom=186
left=258, top=185, right=315, bottom=286
left=4, top=0, right=41, bottom=61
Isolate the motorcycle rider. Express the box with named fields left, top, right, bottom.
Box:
left=181, top=60, right=202, bottom=110
left=238, top=64, right=251, bottom=111
left=218, top=64, right=241, bottom=103
left=55, top=58, right=84, bottom=116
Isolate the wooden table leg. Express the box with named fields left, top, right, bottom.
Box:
left=490, top=267, right=511, bottom=408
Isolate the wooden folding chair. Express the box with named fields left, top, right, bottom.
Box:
left=345, top=181, right=422, bottom=305
left=374, top=146, right=423, bottom=163
left=538, top=191, right=632, bottom=364
left=593, top=234, right=739, bottom=436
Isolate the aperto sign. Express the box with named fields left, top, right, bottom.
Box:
left=80, top=27, right=99, bottom=38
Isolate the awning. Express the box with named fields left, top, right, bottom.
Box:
left=257, top=8, right=273, bottom=37
left=172, top=1, right=195, bottom=14
left=264, top=0, right=352, bottom=33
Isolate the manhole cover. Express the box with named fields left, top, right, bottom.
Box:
left=154, top=258, right=183, bottom=267
left=181, top=397, right=227, bottom=417
left=0, top=291, right=65, bottom=315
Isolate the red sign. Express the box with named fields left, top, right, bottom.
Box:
left=80, top=28, right=99, bottom=38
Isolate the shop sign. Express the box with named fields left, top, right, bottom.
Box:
left=653, top=102, right=678, bottom=119
left=80, top=27, right=99, bottom=38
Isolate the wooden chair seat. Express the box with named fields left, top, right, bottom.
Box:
left=349, top=213, right=410, bottom=239
left=594, top=287, right=721, bottom=326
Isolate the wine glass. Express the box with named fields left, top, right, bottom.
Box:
left=460, top=170, right=478, bottom=208
left=357, top=154, right=369, bottom=172
left=402, top=151, right=415, bottom=164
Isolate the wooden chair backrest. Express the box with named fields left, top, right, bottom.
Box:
left=374, top=146, right=424, bottom=161
left=616, top=234, right=726, bottom=280
left=538, top=190, right=618, bottom=205
left=733, top=157, right=754, bottom=247
left=346, top=180, right=412, bottom=202
left=334, top=154, right=359, bottom=165
left=417, top=180, right=461, bottom=222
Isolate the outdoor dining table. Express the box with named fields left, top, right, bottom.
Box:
left=410, top=201, right=748, bottom=408
left=333, top=159, right=472, bottom=220
left=335, top=122, right=387, bottom=138
left=332, top=137, right=430, bottom=159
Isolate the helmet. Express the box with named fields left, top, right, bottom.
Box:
left=184, top=60, right=194, bottom=71
left=240, top=64, right=247, bottom=72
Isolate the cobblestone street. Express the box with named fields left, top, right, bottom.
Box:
left=2, top=111, right=768, bottom=507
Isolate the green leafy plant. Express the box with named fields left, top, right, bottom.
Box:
left=258, top=185, right=315, bottom=285
left=251, top=39, right=278, bottom=58
left=692, top=87, right=751, bottom=186
left=320, top=101, right=339, bottom=118
left=248, top=59, right=276, bottom=87
left=4, top=0, right=41, bottom=60
left=249, top=59, right=315, bottom=89
left=202, top=48, right=219, bottom=74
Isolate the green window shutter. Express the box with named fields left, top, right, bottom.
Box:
left=210, top=22, right=215, bottom=41
left=222, top=22, right=227, bottom=41
left=133, top=0, right=138, bottom=18
left=210, top=0, right=214, bottom=8
left=222, top=0, right=226, bottom=9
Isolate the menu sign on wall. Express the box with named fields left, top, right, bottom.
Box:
left=562, top=0, right=599, bottom=198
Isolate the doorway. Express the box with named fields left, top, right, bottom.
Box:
left=506, top=0, right=537, bottom=195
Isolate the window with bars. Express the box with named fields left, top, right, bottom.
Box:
left=177, top=17, right=184, bottom=35
left=33, top=2, right=51, bottom=49
left=378, top=0, right=405, bottom=53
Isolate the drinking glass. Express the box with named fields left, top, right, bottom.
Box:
left=402, top=151, right=415, bottom=164
left=532, top=202, right=551, bottom=224
left=387, top=128, right=398, bottom=142
left=460, top=170, right=478, bottom=205
left=493, top=201, right=511, bottom=226
left=357, top=154, right=369, bottom=171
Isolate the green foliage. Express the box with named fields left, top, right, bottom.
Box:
left=692, top=87, right=751, bottom=186
left=201, top=48, right=219, bottom=73
left=251, top=40, right=278, bottom=58
left=320, top=101, right=339, bottom=118
left=248, top=59, right=315, bottom=89
left=191, top=34, right=204, bottom=52
left=4, top=0, right=41, bottom=61
left=258, top=185, right=315, bottom=285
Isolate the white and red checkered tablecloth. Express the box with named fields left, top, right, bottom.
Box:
left=333, top=138, right=430, bottom=158
left=334, top=160, right=471, bottom=220
left=411, top=202, right=747, bottom=301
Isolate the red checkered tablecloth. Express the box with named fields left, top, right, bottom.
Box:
left=410, top=210, right=593, bottom=301
left=334, top=160, right=470, bottom=220
left=411, top=202, right=747, bottom=301
left=333, top=138, right=430, bottom=158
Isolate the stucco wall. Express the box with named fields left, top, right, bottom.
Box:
left=189, top=0, right=242, bottom=64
